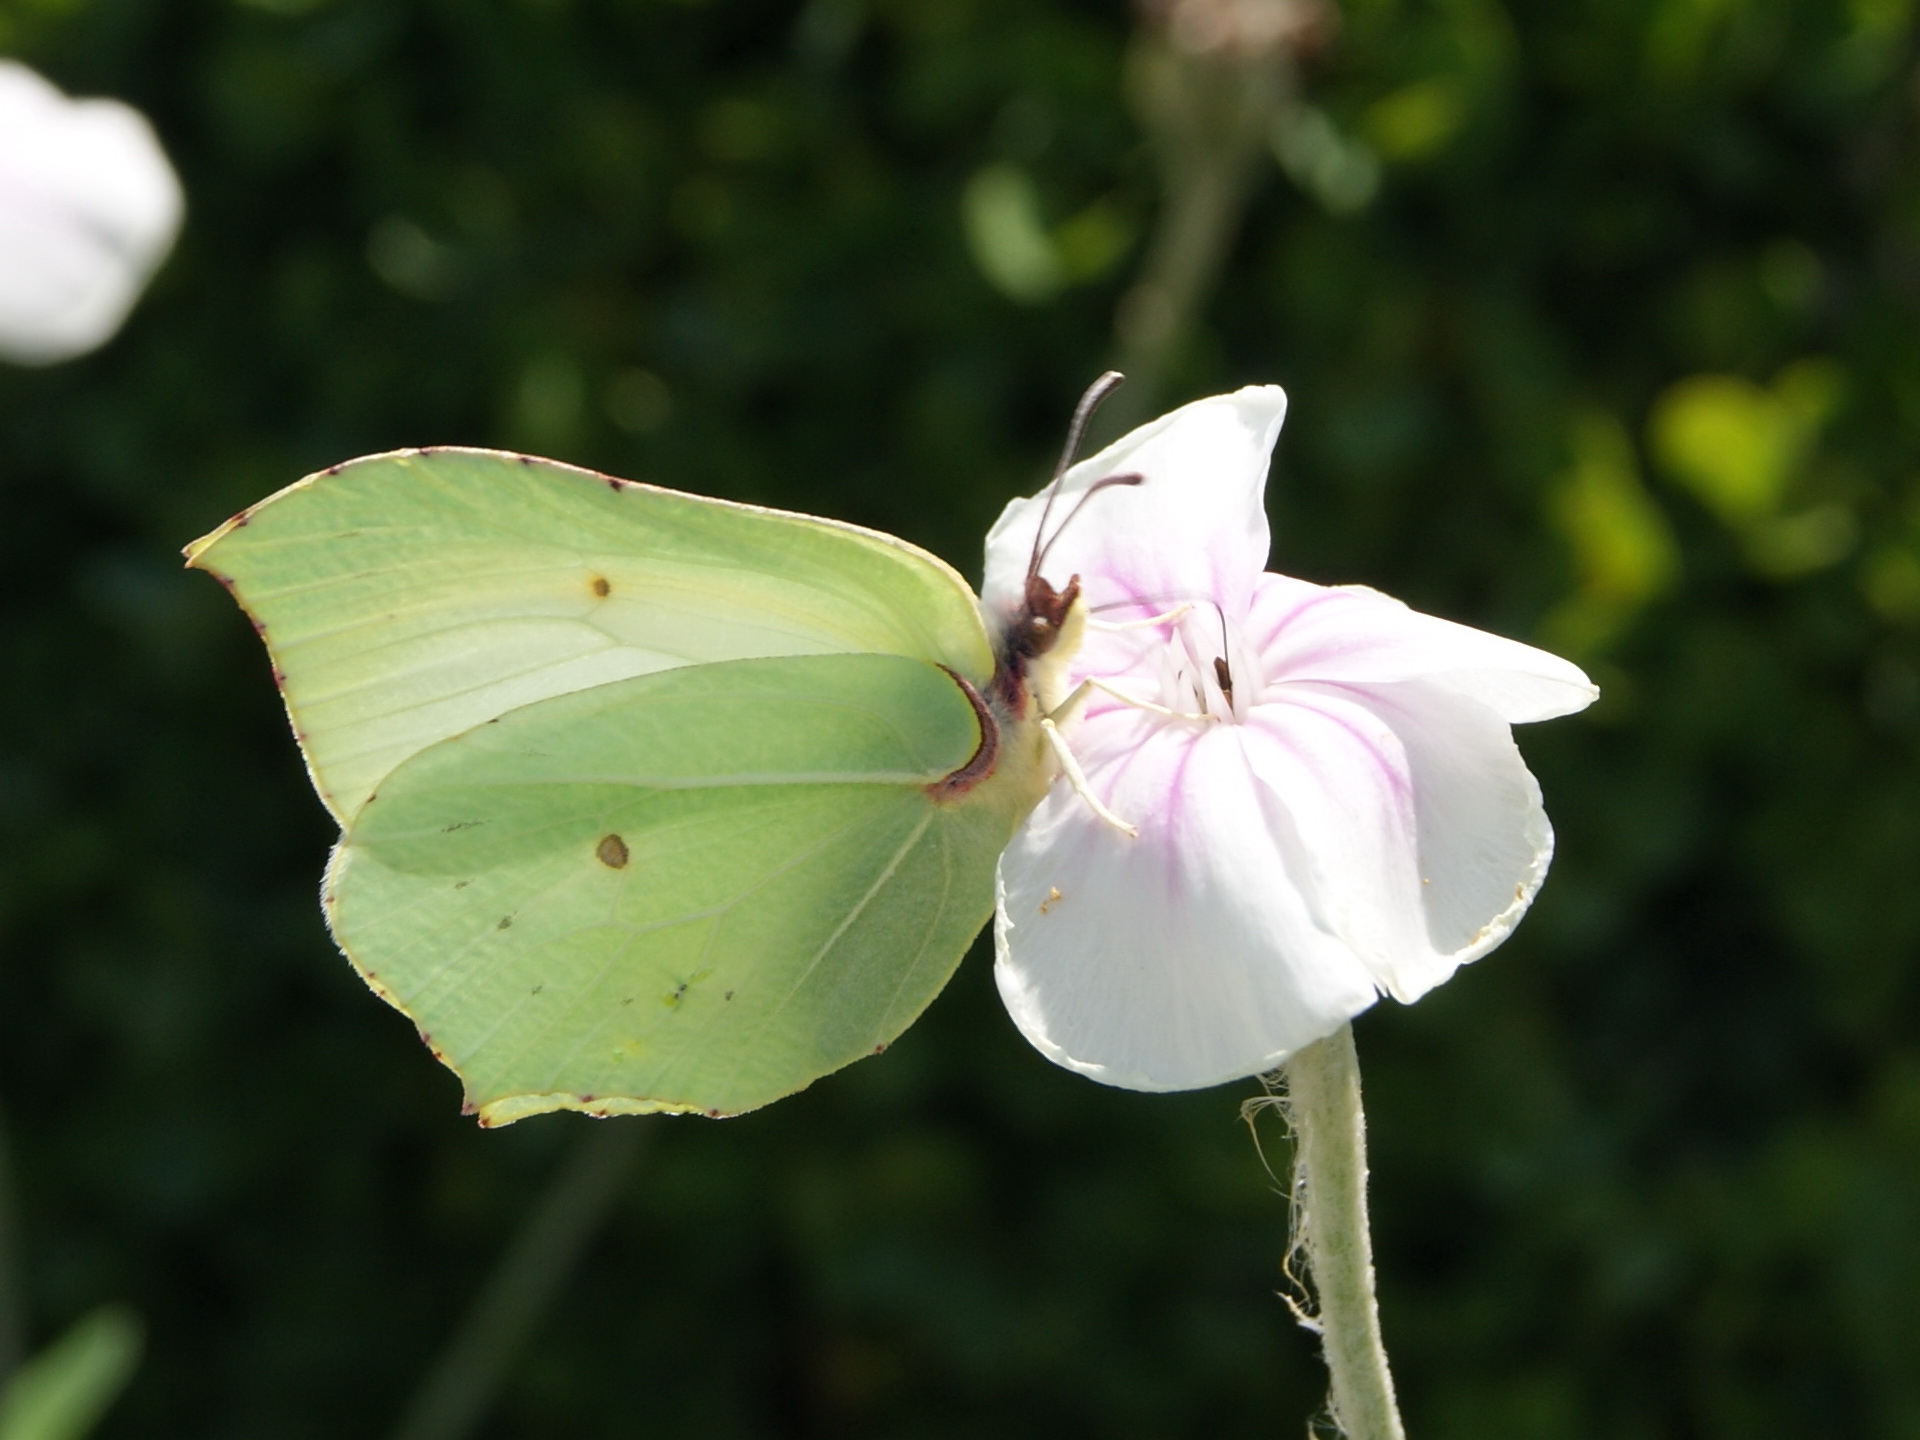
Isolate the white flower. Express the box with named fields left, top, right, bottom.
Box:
left=986, top=386, right=1598, bottom=1091
left=0, top=60, right=183, bottom=366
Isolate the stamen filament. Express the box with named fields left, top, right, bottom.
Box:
left=1087, top=602, right=1194, bottom=632
left=1050, top=676, right=1215, bottom=726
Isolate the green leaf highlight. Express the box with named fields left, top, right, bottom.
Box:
left=0, top=1308, right=141, bottom=1440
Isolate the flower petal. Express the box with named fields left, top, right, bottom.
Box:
left=1247, top=574, right=1599, bottom=724
left=1242, top=678, right=1554, bottom=1004
left=994, top=709, right=1378, bottom=1091
left=982, top=385, right=1287, bottom=628
left=0, top=61, right=184, bottom=366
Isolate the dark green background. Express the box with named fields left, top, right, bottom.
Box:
left=3, top=0, right=1918, bottom=1435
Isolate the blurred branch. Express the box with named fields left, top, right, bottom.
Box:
left=0, top=1103, right=23, bottom=1387
left=1105, top=0, right=1332, bottom=434
left=389, top=1121, right=648, bottom=1440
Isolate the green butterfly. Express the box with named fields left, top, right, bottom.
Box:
left=186, top=387, right=1113, bottom=1124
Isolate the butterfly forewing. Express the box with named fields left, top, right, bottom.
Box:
left=186, top=448, right=995, bottom=824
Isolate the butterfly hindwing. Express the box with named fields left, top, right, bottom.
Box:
left=326, top=653, right=1026, bottom=1121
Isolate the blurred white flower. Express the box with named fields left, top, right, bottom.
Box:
left=0, top=60, right=183, bottom=366
left=986, top=387, right=1598, bottom=1091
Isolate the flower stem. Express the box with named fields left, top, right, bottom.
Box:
left=1285, top=1024, right=1406, bottom=1440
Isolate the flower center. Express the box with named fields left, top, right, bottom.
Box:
left=1088, top=601, right=1258, bottom=725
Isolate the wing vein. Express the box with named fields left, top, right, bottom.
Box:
left=746, top=808, right=937, bottom=1047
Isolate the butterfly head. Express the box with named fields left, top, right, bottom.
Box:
left=990, top=373, right=1147, bottom=716
left=995, top=569, right=1084, bottom=717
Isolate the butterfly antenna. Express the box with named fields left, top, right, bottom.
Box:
left=1028, top=371, right=1126, bottom=582
left=1032, top=472, right=1144, bottom=574
left=1055, top=371, right=1125, bottom=483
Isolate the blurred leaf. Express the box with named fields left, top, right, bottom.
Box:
left=366, top=217, right=460, bottom=303
left=603, top=368, right=672, bottom=436
left=961, top=163, right=1132, bottom=303
left=962, top=164, right=1065, bottom=303
left=0, top=1308, right=141, bottom=1440
left=699, top=97, right=787, bottom=164
left=1644, top=0, right=1751, bottom=83
left=1544, top=411, right=1679, bottom=655
left=1758, top=240, right=1822, bottom=314
left=1850, top=0, right=1915, bottom=32
left=507, top=353, right=588, bottom=456
left=1271, top=107, right=1379, bottom=214
left=1650, top=375, right=1796, bottom=523
left=1053, top=196, right=1136, bottom=285
left=1863, top=547, right=1920, bottom=625
left=233, top=0, right=332, bottom=14
left=1364, top=78, right=1466, bottom=162
left=1744, top=502, right=1858, bottom=579
left=1649, top=359, right=1842, bottom=527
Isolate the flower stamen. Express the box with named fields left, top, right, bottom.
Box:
left=1052, top=675, right=1216, bottom=726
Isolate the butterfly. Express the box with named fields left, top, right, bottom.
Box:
left=186, top=376, right=1130, bottom=1123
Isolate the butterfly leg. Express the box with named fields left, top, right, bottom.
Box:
left=1039, top=717, right=1138, bottom=838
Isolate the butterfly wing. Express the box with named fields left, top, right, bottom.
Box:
left=185, top=448, right=996, bottom=824
left=328, top=653, right=1033, bottom=1121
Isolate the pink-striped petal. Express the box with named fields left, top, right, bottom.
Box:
left=982, top=386, right=1287, bottom=629
left=1248, top=574, right=1598, bottom=724
left=993, top=709, right=1378, bottom=1091
left=1242, top=678, right=1554, bottom=1004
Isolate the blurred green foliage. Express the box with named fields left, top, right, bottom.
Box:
left=0, top=1307, right=142, bottom=1440
left=2, top=0, right=1918, bottom=1435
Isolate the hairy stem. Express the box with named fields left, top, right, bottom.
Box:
left=1285, top=1025, right=1406, bottom=1440
left=390, top=1121, right=647, bottom=1440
